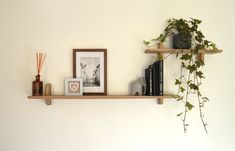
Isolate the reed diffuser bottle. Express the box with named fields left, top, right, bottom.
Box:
left=32, top=53, right=46, bottom=96
left=32, top=74, right=43, bottom=96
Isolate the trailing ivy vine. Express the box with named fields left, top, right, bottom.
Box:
left=175, top=53, right=209, bottom=133
left=144, top=18, right=219, bottom=133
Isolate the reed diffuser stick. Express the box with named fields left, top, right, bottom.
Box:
left=36, top=53, right=39, bottom=74
left=40, top=54, right=46, bottom=73
left=36, top=52, right=46, bottom=75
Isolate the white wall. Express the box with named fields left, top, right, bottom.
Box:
left=0, top=0, right=234, bottom=151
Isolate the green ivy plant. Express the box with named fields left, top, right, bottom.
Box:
left=144, top=18, right=219, bottom=133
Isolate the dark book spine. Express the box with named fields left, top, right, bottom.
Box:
left=154, top=61, right=160, bottom=96
left=145, top=61, right=163, bottom=96
left=149, top=66, right=153, bottom=96
left=159, top=60, right=164, bottom=95
left=145, top=68, right=149, bottom=95
left=153, top=60, right=164, bottom=96
left=153, top=62, right=158, bottom=96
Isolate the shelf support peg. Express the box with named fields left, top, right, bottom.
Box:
left=197, top=53, right=204, bottom=63
left=158, top=98, right=164, bottom=104
left=45, top=83, right=52, bottom=105
left=45, top=99, right=52, bottom=105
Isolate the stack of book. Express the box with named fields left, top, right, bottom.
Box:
left=145, top=60, right=163, bottom=96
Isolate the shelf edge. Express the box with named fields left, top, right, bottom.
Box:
left=28, top=95, right=176, bottom=100
left=145, top=48, right=223, bottom=54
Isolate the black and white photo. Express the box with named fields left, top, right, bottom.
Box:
left=73, top=49, right=107, bottom=95
left=80, top=57, right=100, bottom=87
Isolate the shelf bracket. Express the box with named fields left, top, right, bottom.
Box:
left=157, top=53, right=163, bottom=60
left=158, top=98, right=164, bottom=104
left=45, top=99, right=52, bottom=105
left=45, top=84, right=52, bottom=105
left=157, top=43, right=164, bottom=60
left=197, top=53, right=205, bottom=63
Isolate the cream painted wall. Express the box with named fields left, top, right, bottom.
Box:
left=0, top=0, right=234, bottom=151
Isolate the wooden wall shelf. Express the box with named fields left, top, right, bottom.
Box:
left=145, top=48, right=223, bottom=54
left=28, top=95, right=175, bottom=105
left=145, top=48, right=222, bottom=62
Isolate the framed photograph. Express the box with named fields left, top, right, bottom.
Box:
left=73, top=49, right=107, bottom=95
left=65, top=78, right=83, bottom=96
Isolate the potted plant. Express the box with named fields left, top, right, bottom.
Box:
left=144, top=18, right=219, bottom=133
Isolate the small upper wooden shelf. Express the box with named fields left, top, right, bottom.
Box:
left=28, top=95, right=175, bottom=105
left=145, top=48, right=223, bottom=54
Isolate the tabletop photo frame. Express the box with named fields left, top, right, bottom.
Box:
left=73, top=49, right=107, bottom=95
left=65, top=78, right=83, bottom=96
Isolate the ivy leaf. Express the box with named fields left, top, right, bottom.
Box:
left=211, top=42, right=217, bottom=49
left=156, top=34, right=166, bottom=42
left=204, top=40, right=209, bottom=46
left=185, top=102, right=194, bottom=110
left=143, top=40, right=150, bottom=46
left=189, top=83, right=199, bottom=90
left=176, top=96, right=183, bottom=101
left=195, top=44, right=204, bottom=51
left=199, top=102, right=204, bottom=107
left=195, top=60, right=204, bottom=67
left=194, top=18, right=202, bottom=24
left=177, top=112, right=183, bottom=117
left=202, top=97, right=209, bottom=102
left=197, top=91, right=202, bottom=96
left=180, top=54, right=192, bottom=60
left=187, top=80, right=192, bottom=85
left=187, top=64, right=197, bottom=73
left=181, top=62, right=186, bottom=68
left=180, top=86, right=185, bottom=92
left=195, top=30, right=204, bottom=43
left=196, top=71, right=204, bottom=78
left=175, top=79, right=181, bottom=85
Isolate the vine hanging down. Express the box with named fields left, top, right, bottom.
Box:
left=175, top=53, right=209, bottom=133
left=144, top=18, right=220, bottom=133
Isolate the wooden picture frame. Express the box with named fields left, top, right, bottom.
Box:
left=73, top=49, right=107, bottom=95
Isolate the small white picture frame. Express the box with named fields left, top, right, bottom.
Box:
left=65, top=78, right=83, bottom=96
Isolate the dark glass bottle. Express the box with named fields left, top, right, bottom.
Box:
left=32, top=74, right=43, bottom=96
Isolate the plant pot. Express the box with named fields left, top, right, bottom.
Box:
left=173, top=34, right=191, bottom=49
